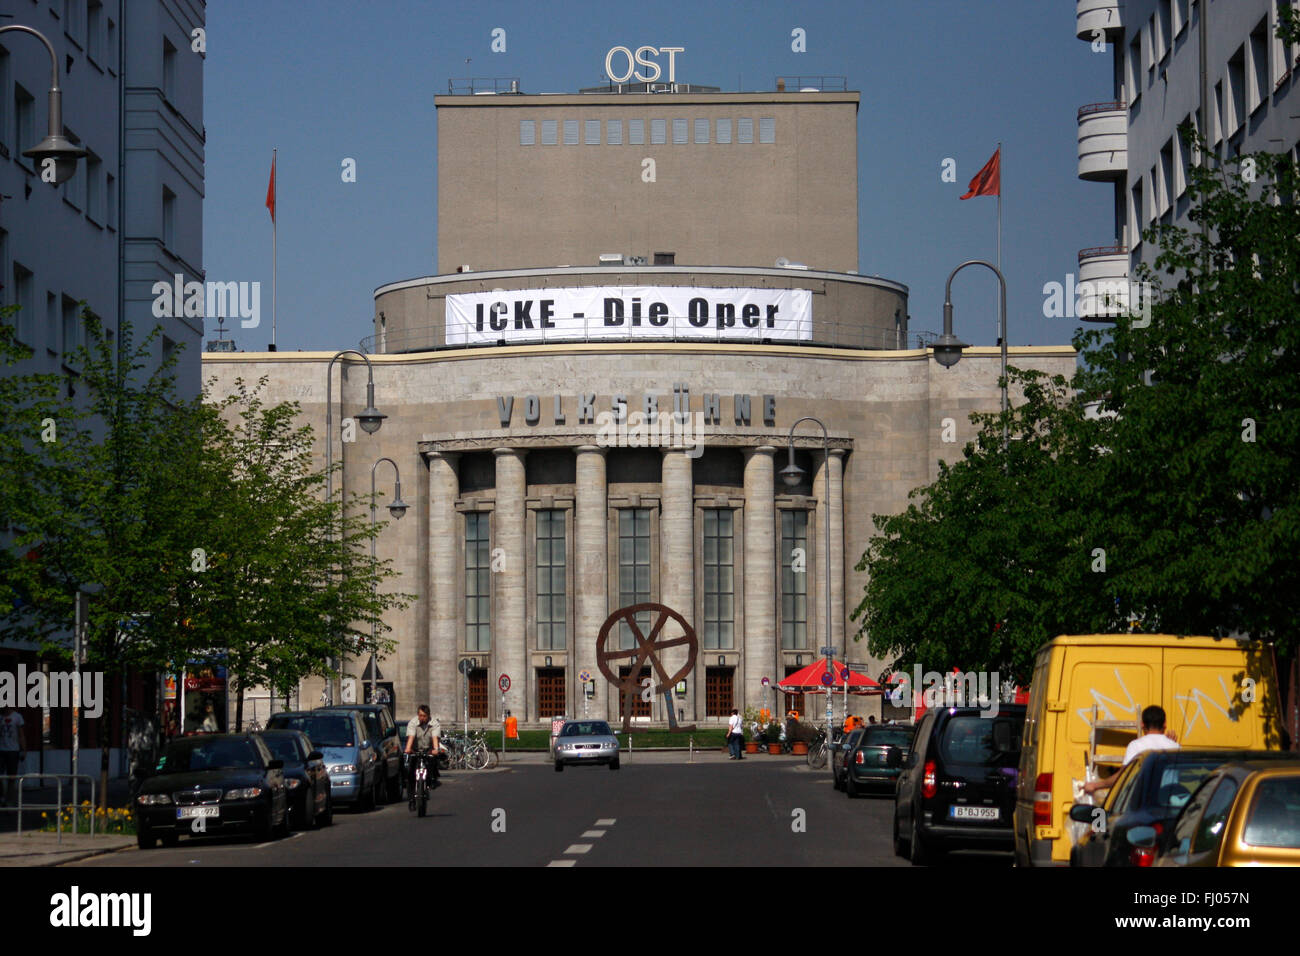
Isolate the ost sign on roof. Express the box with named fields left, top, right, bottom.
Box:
left=445, top=286, right=813, bottom=345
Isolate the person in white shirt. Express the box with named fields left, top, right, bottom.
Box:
left=1083, top=705, right=1179, bottom=796
left=726, top=708, right=745, bottom=760
left=0, top=705, right=25, bottom=806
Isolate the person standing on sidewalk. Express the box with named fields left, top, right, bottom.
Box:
left=0, top=705, right=25, bottom=806
left=727, top=708, right=745, bottom=760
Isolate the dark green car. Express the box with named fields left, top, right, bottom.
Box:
left=843, top=724, right=914, bottom=798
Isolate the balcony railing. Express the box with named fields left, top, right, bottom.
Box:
left=1078, top=244, right=1127, bottom=263
left=1078, top=100, right=1127, bottom=119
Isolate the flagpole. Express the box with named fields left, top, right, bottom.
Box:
left=272, top=147, right=277, bottom=351
left=996, top=142, right=1005, bottom=437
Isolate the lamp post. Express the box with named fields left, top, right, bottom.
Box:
left=936, top=259, right=1009, bottom=451
left=780, top=417, right=834, bottom=776
left=0, top=25, right=87, bottom=184
left=368, top=457, right=407, bottom=708
left=324, top=350, right=385, bottom=704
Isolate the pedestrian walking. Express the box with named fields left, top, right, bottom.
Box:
left=726, top=708, right=744, bottom=759
left=0, top=704, right=26, bottom=806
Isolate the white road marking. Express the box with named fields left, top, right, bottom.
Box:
left=581, top=830, right=606, bottom=838
left=564, top=844, right=593, bottom=854
left=547, top=860, right=576, bottom=867
left=595, top=818, right=616, bottom=826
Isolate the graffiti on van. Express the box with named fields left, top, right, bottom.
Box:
left=1075, top=670, right=1239, bottom=736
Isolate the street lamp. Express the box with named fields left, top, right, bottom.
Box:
left=937, top=259, right=1009, bottom=449
left=323, top=349, right=385, bottom=704
left=368, top=457, right=407, bottom=708
left=0, top=25, right=87, bottom=184
left=781, top=417, right=834, bottom=776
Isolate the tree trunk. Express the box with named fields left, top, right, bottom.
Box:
left=234, top=677, right=244, bottom=732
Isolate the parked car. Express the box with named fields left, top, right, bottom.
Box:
left=1131, top=760, right=1300, bottom=867
left=1014, top=633, right=1284, bottom=867
left=843, top=723, right=914, bottom=798
left=317, top=704, right=403, bottom=801
left=832, top=727, right=866, bottom=791
left=256, top=729, right=333, bottom=829
left=553, top=720, right=620, bottom=771
left=265, top=710, right=382, bottom=810
left=1069, top=748, right=1296, bottom=867
left=894, top=705, right=1025, bottom=865
left=135, top=733, right=290, bottom=849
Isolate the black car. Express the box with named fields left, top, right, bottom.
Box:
left=1069, top=747, right=1296, bottom=867
left=893, top=705, right=1026, bottom=864
left=134, top=734, right=290, bottom=849
left=265, top=710, right=383, bottom=810
left=256, top=729, right=334, bottom=829
left=316, top=704, right=403, bottom=802
left=843, top=723, right=914, bottom=797
left=832, top=728, right=866, bottom=791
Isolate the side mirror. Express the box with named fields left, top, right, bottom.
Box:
left=267, top=759, right=285, bottom=771
left=1069, top=804, right=1102, bottom=824
left=307, top=750, right=323, bottom=762
left=886, top=746, right=903, bottom=769
left=1128, top=825, right=1158, bottom=848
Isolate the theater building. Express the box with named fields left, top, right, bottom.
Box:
left=204, top=70, right=1075, bottom=727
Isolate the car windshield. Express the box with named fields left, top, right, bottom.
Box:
left=1145, top=758, right=1243, bottom=811
left=259, top=735, right=301, bottom=764
left=157, top=738, right=261, bottom=774
left=268, top=715, right=356, bottom=748
left=938, top=714, right=1023, bottom=767
left=562, top=722, right=612, bottom=737
left=1242, top=776, right=1300, bottom=849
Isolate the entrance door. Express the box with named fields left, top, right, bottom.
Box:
left=617, top=666, right=652, bottom=718
left=468, top=669, right=488, bottom=719
left=537, top=668, right=565, bottom=719
left=705, top=667, right=734, bottom=717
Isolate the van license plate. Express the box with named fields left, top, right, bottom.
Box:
left=950, top=806, right=999, bottom=821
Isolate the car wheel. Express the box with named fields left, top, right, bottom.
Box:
left=136, top=829, right=156, bottom=850
left=846, top=776, right=858, bottom=799
left=892, top=811, right=907, bottom=858
left=387, top=767, right=402, bottom=802
left=554, top=761, right=564, bottom=772
left=319, top=792, right=333, bottom=827
left=609, top=758, right=620, bottom=770
left=910, top=815, right=939, bottom=866
left=276, top=799, right=292, bottom=838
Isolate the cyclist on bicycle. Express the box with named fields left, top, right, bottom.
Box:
left=404, top=705, right=440, bottom=806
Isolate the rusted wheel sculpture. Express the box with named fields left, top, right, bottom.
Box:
left=595, top=603, right=698, bottom=734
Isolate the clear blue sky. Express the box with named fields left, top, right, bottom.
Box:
left=203, top=0, right=1113, bottom=353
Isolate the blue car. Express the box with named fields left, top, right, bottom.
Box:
left=265, top=711, right=382, bottom=811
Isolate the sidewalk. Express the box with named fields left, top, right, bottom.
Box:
left=0, top=831, right=134, bottom=867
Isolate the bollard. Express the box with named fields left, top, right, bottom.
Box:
left=688, top=735, right=693, bottom=763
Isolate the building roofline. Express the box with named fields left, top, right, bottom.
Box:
left=433, top=90, right=861, bottom=108
left=374, top=265, right=908, bottom=299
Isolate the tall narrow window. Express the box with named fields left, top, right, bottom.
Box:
left=162, top=187, right=176, bottom=251
left=737, top=118, right=753, bottom=143
left=628, top=119, right=645, bottom=145
left=650, top=119, right=667, bottom=144
left=536, top=510, right=566, bottom=649
left=584, top=119, right=601, bottom=145
left=13, top=262, right=34, bottom=347
left=541, top=119, right=557, bottom=145
left=1248, top=18, right=1268, bottom=113
left=694, top=118, right=709, bottom=143
left=781, top=510, right=809, bottom=649
left=61, top=294, right=80, bottom=363
left=672, top=118, right=687, bottom=144
left=466, top=512, right=491, bottom=651
left=606, top=119, right=623, bottom=145
left=759, top=117, right=775, bottom=143
left=716, top=118, right=732, bottom=144
left=87, top=152, right=103, bottom=223
left=163, top=38, right=177, bottom=103
left=106, top=172, right=117, bottom=229
left=563, top=119, right=578, bottom=145
left=519, top=119, right=535, bottom=145
left=617, top=508, right=652, bottom=650
left=88, top=1, right=104, bottom=63
left=15, top=84, right=36, bottom=162
left=701, top=509, right=734, bottom=649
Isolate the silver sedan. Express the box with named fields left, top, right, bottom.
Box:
left=553, top=721, right=621, bottom=771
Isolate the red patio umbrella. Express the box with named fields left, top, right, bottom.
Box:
left=777, top=658, right=882, bottom=695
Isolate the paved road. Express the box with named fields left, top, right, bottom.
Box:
left=72, top=758, right=1011, bottom=867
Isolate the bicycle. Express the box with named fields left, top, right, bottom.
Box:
left=442, top=730, right=497, bottom=770
left=406, top=752, right=435, bottom=817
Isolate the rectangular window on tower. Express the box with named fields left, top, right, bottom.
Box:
left=536, top=509, right=566, bottom=650
left=781, top=510, right=809, bottom=649
left=701, top=509, right=734, bottom=649
left=617, top=508, right=652, bottom=650
left=466, top=512, right=491, bottom=652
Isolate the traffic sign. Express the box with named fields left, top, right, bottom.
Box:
left=458, top=659, right=474, bottom=676
left=498, top=673, right=511, bottom=693
left=578, top=669, right=592, bottom=683
left=760, top=676, right=770, bottom=686
left=820, top=672, right=834, bottom=686
left=840, top=667, right=851, bottom=681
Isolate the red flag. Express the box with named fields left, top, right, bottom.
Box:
left=265, top=154, right=276, bottom=222
left=960, top=147, right=1000, bottom=199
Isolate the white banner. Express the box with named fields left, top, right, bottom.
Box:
left=445, top=286, right=812, bottom=345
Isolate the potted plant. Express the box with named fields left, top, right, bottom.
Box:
left=766, top=722, right=783, bottom=754
left=741, top=707, right=761, bottom=754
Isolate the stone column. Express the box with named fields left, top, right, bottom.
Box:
left=829, top=448, right=846, bottom=654
left=493, top=447, right=527, bottom=723
left=659, top=449, right=695, bottom=722
left=574, top=446, right=608, bottom=718
left=427, top=451, right=460, bottom=725
left=743, top=446, right=777, bottom=715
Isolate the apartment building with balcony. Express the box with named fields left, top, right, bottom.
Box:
left=1074, top=0, right=1300, bottom=319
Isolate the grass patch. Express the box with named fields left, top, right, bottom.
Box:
left=39, top=802, right=137, bottom=835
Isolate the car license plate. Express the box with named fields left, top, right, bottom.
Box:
left=176, top=806, right=219, bottom=820
left=950, top=806, right=999, bottom=821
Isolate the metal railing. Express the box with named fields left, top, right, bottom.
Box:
left=360, top=314, right=919, bottom=355
left=1078, top=100, right=1127, bottom=119
left=447, top=77, right=521, bottom=95
left=776, top=75, right=849, bottom=91
left=1078, top=243, right=1128, bottom=262
left=2, top=773, right=98, bottom=841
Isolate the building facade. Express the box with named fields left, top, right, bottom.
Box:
left=1074, top=0, right=1300, bottom=318
left=206, top=74, right=1076, bottom=728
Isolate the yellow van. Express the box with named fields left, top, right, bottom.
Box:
left=1013, top=634, right=1285, bottom=867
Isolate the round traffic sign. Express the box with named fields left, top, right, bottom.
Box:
left=760, top=676, right=770, bottom=686
left=820, top=672, right=834, bottom=686
left=498, top=674, right=511, bottom=693
left=578, top=669, right=592, bottom=683
left=840, top=667, right=851, bottom=681
left=457, top=659, right=473, bottom=676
